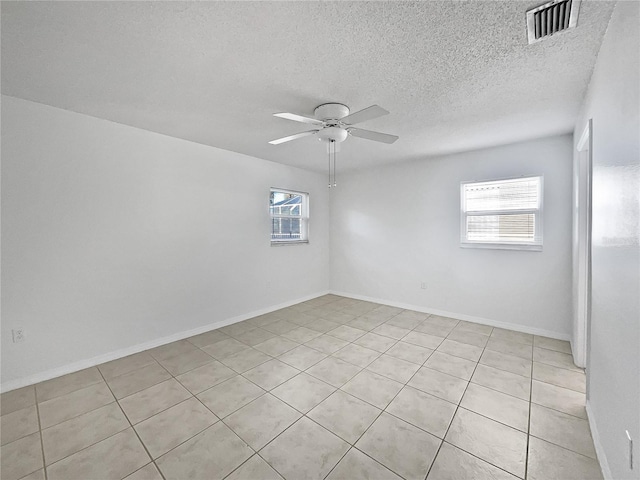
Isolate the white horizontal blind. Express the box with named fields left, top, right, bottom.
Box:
left=461, top=176, right=542, bottom=247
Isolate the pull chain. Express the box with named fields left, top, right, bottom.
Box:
left=328, top=141, right=332, bottom=189
left=333, top=141, right=337, bottom=187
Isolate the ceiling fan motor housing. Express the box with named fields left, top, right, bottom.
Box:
left=314, top=103, right=350, bottom=122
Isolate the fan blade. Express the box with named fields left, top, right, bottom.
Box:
left=269, top=130, right=319, bottom=145
left=340, top=105, right=389, bottom=125
left=348, top=128, right=398, bottom=144
left=273, top=112, right=324, bottom=126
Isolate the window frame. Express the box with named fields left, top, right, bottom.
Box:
left=460, top=175, right=544, bottom=251
left=269, top=188, right=309, bottom=246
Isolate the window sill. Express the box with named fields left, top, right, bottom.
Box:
left=271, top=240, right=309, bottom=247
left=460, top=242, right=542, bottom=252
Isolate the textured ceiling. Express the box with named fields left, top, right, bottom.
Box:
left=1, top=1, right=614, bottom=172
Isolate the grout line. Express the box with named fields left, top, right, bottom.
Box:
left=525, top=349, right=534, bottom=480
left=33, top=388, right=48, bottom=480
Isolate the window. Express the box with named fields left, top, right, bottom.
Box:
left=461, top=176, right=543, bottom=250
left=270, top=188, right=309, bottom=244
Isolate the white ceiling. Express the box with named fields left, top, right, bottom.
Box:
left=1, top=1, right=614, bottom=172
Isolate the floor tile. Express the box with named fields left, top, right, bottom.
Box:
left=366, top=354, right=420, bottom=383
left=480, top=350, right=532, bottom=377
left=149, top=340, right=200, bottom=363
left=454, top=320, right=493, bottom=336
left=242, top=359, right=299, bottom=390
left=386, top=315, right=423, bottom=330
left=436, top=339, right=483, bottom=362
left=220, top=348, right=273, bottom=373
left=533, top=347, right=582, bottom=372
left=219, top=321, right=256, bottom=337
left=348, top=316, right=386, bottom=331
left=341, top=370, right=404, bottom=410
left=155, top=422, right=252, bottom=480
left=156, top=348, right=214, bottom=376
left=232, top=327, right=277, bottom=346
left=197, top=376, right=264, bottom=418
left=306, top=318, right=342, bottom=333
left=491, top=328, right=534, bottom=345
left=261, top=319, right=299, bottom=335
left=424, top=351, right=476, bottom=380
left=427, top=442, right=518, bottom=480
left=248, top=313, right=282, bottom=328
left=356, top=413, right=440, bottom=480
left=306, top=357, right=362, bottom=388
left=530, top=403, right=596, bottom=458
left=407, top=367, right=468, bottom=404
left=333, top=344, right=381, bottom=367
left=201, top=338, right=251, bottom=360
left=471, top=364, right=531, bottom=400
left=277, top=345, right=327, bottom=370
left=106, top=362, right=172, bottom=399
left=35, top=368, right=103, bottom=402
left=186, top=330, right=229, bottom=348
left=287, top=312, right=320, bottom=326
left=175, top=360, right=236, bottom=394
left=261, top=417, right=350, bottom=480
left=18, top=469, right=45, bottom=480
left=446, top=329, right=489, bottom=348
left=386, top=386, right=456, bottom=438
left=226, top=455, right=283, bottom=480
left=42, top=402, right=129, bottom=465
left=225, top=394, right=301, bottom=450
left=1, top=406, right=39, bottom=446
left=124, top=462, right=164, bottom=480
left=0, top=432, right=43, bottom=480
left=326, top=447, right=402, bottom=480
left=271, top=373, right=336, bottom=413
left=39, top=381, right=114, bottom=430
left=527, top=436, right=603, bottom=480
left=353, top=332, right=397, bottom=352
left=135, top=398, right=217, bottom=458
left=460, top=383, right=529, bottom=432
left=445, top=408, right=527, bottom=478
left=425, top=315, right=460, bottom=329
left=533, top=336, right=572, bottom=354
left=385, top=341, right=433, bottom=364
left=308, top=390, right=380, bottom=444
left=532, top=362, right=586, bottom=393
left=372, top=324, right=410, bottom=340
left=327, top=325, right=367, bottom=342
left=119, top=378, right=191, bottom=425
left=1, top=386, right=35, bottom=416
left=253, top=336, right=300, bottom=357
left=531, top=380, right=586, bottom=419
left=414, top=321, right=455, bottom=338
left=486, top=337, right=533, bottom=360
left=402, top=331, right=444, bottom=349
left=305, top=335, right=349, bottom=354
left=98, top=352, right=157, bottom=380
left=46, top=428, right=149, bottom=480
left=282, top=326, right=323, bottom=343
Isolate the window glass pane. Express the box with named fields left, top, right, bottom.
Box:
left=270, top=191, right=304, bottom=217
left=465, top=177, right=540, bottom=212
left=466, top=214, right=536, bottom=242
left=271, top=218, right=304, bottom=241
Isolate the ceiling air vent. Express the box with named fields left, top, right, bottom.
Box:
left=526, top=0, right=581, bottom=44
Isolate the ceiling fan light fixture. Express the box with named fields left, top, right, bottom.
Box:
left=317, top=126, right=348, bottom=143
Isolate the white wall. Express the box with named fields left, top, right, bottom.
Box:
left=574, top=2, right=640, bottom=478
left=1, top=96, right=330, bottom=390
left=330, top=134, right=573, bottom=338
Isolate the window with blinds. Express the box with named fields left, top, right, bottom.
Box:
left=270, top=188, right=309, bottom=244
left=461, top=176, right=543, bottom=250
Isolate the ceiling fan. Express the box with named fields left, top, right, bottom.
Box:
left=268, top=103, right=399, bottom=146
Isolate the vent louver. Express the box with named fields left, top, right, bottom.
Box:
left=526, top=0, right=581, bottom=44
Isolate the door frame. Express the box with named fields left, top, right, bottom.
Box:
left=573, top=119, right=592, bottom=375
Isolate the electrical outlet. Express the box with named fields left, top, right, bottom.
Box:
left=12, top=328, right=25, bottom=343
left=420, top=282, right=427, bottom=290
left=627, top=430, right=634, bottom=470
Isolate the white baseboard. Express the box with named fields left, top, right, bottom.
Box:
left=0, top=290, right=330, bottom=393
left=330, top=290, right=571, bottom=341
left=586, top=400, right=612, bottom=480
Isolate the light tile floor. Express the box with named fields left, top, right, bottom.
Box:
left=1, top=295, right=603, bottom=480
